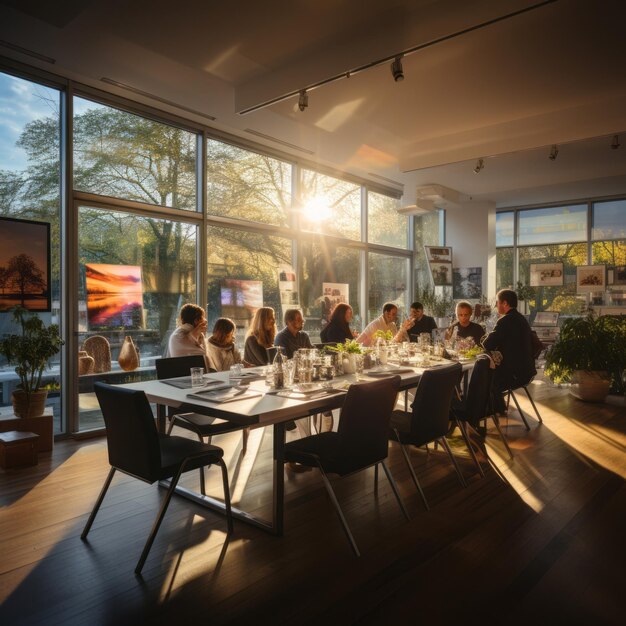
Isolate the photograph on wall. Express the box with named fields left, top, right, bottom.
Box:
left=453, top=267, right=482, bottom=299
left=278, top=265, right=299, bottom=307
left=611, top=265, right=626, bottom=285
left=529, top=262, right=564, bottom=287
left=85, top=264, right=144, bottom=329
left=221, top=278, right=263, bottom=327
left=424, top=246, right=452, bottom=263
left=320, top=282, right=349, bottom=324
left=429, top=261, right=453, bottom=286
left=0, top=216, right=51, bottom=312
left=576, top=265, right=606, bottom=293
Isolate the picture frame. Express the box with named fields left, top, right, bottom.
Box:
left=576, top=265, right=606, bottom=293
left=0, top=215, right=51, bottom=312
left=453, top=267, right=482, bottom=299
left=529, top=262, right=564, bottom=287
left=611, top=265, right=626, bottom=286
left=429, top=261, right=453, bottom=286
left=424, top=245, right=452, bottom=263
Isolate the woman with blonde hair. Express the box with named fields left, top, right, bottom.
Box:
left=206, top=317, right=242, bottom=372
left=244, top=307, right=276, bottom=366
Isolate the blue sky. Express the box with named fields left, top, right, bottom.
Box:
left=0, top=72, right=60, bottom=172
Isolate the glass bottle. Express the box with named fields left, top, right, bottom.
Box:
left=272, top=346, right=286, bottom=389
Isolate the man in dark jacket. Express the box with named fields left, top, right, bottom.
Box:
left=482, top=289, right=536, bottom=413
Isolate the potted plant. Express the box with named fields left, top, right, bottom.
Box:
left=327, top=339, right=364, bottom=374
left=0, top=306, right=63, bottom=418
left=544, top=313, right=625, bottom=401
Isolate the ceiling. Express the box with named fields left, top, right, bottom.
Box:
left=1, top=0, right=626, bottom=208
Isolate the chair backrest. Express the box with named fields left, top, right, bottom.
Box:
left=410, top=362, right=463, bottom=442
left=155, top=354, right=212, bottom=379
left=337, top=376, right=400, bottom=464
left=82, top=335, right=112, bottom=373
left=94, top=382, right=162, bottom=482
left=463, top=355, right=494, bottom=426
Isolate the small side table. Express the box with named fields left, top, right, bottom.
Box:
left=0, top=431, right=39, bottom=469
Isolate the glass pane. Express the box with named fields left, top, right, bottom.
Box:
left=206, top=139, right=292, bottom=226
left=591, top=239, right=626, bottom=266
left=518, top=205, right=587, bottom=245
left=518, top=243, right=587, bottom=314
left=368, top=191, right=408, bottom=248
left=73, top=97, right=197, bottom=210
left=0, top=72, right=63, bottom=432
left=413, top=210, right=442, bottom=293
left=496, top=211, right=514, bottom=247
left=593, top=199, right=626, bottom=240
left=78, top=207, right=198, bottom=431
left=300, top=169, right=361, bottom=240
left=298, top=241, right=361, bottom=342
left=206, top=225, right=293, bottom=346
left=368, top=253, right=408, bottom=323
left=496, top=247, right=514, bottom=291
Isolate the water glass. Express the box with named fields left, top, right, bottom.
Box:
left=284, top=359, right=296, bottom=387
left=354, top=354, right=364, bottom=381
left=229, top=363, right=243, bottom=384
left=299, top=366, right=313, bottom=384
left=190, top=367, right=204, bottom=387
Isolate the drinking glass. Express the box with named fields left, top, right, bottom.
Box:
left=284, top=359, right=296, bottom=387
left=354, top=354, right=364, bottom=381
left=190, top=367, right=204, bottom=386
left=229, top=363, right=243, bottom=384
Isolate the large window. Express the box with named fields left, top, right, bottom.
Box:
left=496, top=211, right=514, bottom=247
left=368, top=191, right=407, bottom=249
left=593, top=199, right=626, bottom=240
left=368, top=253, right=408, bottom=322
left=300, top=170, right=361, bottom=240
left=206, top=139, right=292, bottom=226
left=77, top=207, right=198, bottom=431
left=413, top=210, right=443, bottom=292
left=206, top=225, right=292, bottom=345
left=518, top=205, right=587, bottom=245
left=74, top=97, right=197, bottom=210
left=0, top=71, right=63, bottom=430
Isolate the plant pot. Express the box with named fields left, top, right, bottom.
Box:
left=11, top=389, right=49, bottom=418
left=118, top=336, right=140, bottom=371
left=569, top=370, right=610, bottom=402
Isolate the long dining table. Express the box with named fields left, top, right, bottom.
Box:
left=121, top=359, right=474, bottom=536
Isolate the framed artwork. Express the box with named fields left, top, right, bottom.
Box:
left=453, top=267, right=482, bottom=299
left=529, top=262, right=564, bottom=287
left=221, top=278, right=263, bottom=327
left=424, top=245, right=452, bottom=263
left=612, top=265, right=626, bottom=285
left=0, top=216, right=51, bottom=312
left=576, top=265, right=606, bottom=293
left=85, top=263, right=144, bottom=329
left=429, top=261, right=453, bottom=286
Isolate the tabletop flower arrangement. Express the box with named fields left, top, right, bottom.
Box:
left=455, top=337, right=484, bottom=359
left=372, top=329, right=394, bottom=342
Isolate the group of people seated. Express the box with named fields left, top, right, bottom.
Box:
left=167, top=288, right=537, bottom=417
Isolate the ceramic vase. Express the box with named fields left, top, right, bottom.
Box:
left=118, top=336, right=140, bottom=371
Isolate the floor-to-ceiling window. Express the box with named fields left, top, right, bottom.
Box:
left=0, top=71, right=63, bottom=431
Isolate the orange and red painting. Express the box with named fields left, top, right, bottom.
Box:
left=85, top=263, right=144, bottom=329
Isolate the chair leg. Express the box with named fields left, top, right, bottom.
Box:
left=466, top=423, right=508, bottom=483
left=438, top=437, right=467, bottom=487
left=317, top=465, right=360, bottom=557
left=196, top=433, right=206, bottom=495
left=381, top=461, right=410, bottom=521
left=510, top=390, right=531, bottom=430
left=81, top=467, right=116, bottom=540
left=492, top=414, right=514, bottom=459
left=457, top=420, right=485, bottom=478
left=395, top=432, right=429, bottom=511
left=523, top=386, right=543, bottom=423
left=135, top=465, right=185, bottom=575
left=217, top=458, right=234, bottom=534
left=374, top=463, right=379, bottom=494
left=242, top=427, right=249, bottom=455
left=166, top=418, right=175, bottom=435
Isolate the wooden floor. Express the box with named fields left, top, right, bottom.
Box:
left=1, top=376, right=625, bottom=626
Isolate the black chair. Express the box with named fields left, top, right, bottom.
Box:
left=452, top=355, right=514, bottom=466
left=389, top=363, right=465, bottom=511
left=284, top=376, right=408, bottom=556
left=266, top=346, right=278, bottom=363
left=156, top=356, right=250, bottom=463
left=505, top=380, right=543, bottom=429
left=81, top=383, right=233, bottom=575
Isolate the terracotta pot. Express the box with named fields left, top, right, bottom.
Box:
left=11, top=389, right=49, bottom=418
left=569, top=370, right=610, bottom=402
left=118, top=335, right=140, bottom=371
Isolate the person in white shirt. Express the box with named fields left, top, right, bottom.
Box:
left=167, top=303, right=210, bottom=370
left=357, top=302, right=410, bottom=346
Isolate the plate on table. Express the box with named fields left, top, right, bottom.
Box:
left=366, top=367, right=414, bottom=377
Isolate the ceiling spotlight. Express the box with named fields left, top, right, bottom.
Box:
left=298, top=90, right=308, bottom=112
left=549, top=144, right=559, bottom=161
left=390, top=56, right=404, bottom=82
left=473, top=158, right=484, bottom=174
left=611, top=134, right=620, bottom=149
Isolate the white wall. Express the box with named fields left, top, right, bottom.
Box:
left=445, top=200, right=496, bottom=299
